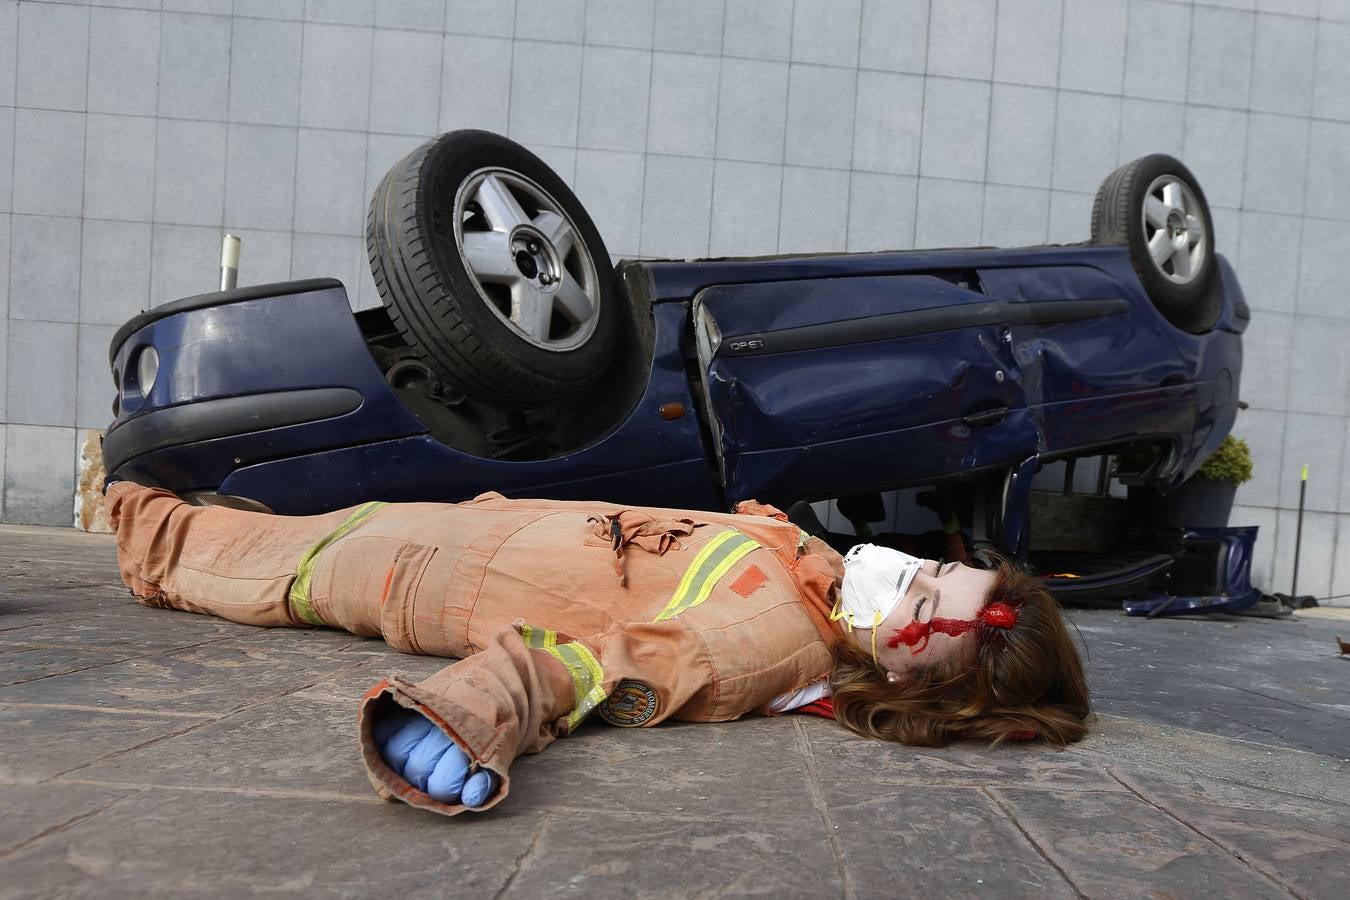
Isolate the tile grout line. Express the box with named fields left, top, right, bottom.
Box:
left=703, top=3, right=728, bottom=257
left=1046, top=0, right=1077, bottom=236
left=20, top=0, right=1338, bottom=28
left=286, top=14, right=306, bottom=255
left=978, top=0, right=1000, bottom=244
left=1106, top=768, right=1305, bottom=899
left=6, top=163, right=1350, bottom=220
left=567, top=0, right=587, bottom=188
left=910, top=0, right=930, bottom=249
left=1045, top=0, right=1065, bottom=244
left=2, top=2, right=18, bottom=518
left=841, top=2, right=862, bottom=252
left=12, top=75, right=1350, bottom=120
left=1091, top=751, right=1350, bottom=810
left=35, top=654, right=377, bottom=783
left=68, top=2, right=92, bottom=441
left=358, top=3, right=378, bottom=307
left=491, top=817, right=549, bottom=900
left=633, top=3, right=656, bottom=257
left=0, top=630, right=243, bottom=688
left=0, top=792, right=131, bottom=861
left=0, top=701, right=219, bottom=719
left=47, top=776, right=382, bottom=805
left=980, top=785, right=1088, bottom=899
left=773, top=0, right=796, bottom=256
left=142, top=9, right=163, bottom=321
left=791, top=716, right=856, bottom=900
left=220, top=11, right=235, bottom=243
left=1302, top=15, right=1348, bottom=601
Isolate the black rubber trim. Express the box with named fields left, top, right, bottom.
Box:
left=110, top=278, right=344, bottom=365
left=712, top=297, right=1130, bottom=357
left=103, top=387, right=362, bottom=474
left=1234, top=299, right=1251, bottom=320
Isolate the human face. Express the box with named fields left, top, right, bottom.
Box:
left=848, top=559, right=998, bottom=676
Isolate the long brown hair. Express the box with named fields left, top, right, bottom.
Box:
left=830, top=559, right=1091, bottom=746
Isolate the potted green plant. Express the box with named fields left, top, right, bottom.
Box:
left=1159, top=434, right=1253, bottom=528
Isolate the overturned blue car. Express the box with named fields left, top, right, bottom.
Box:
left=103, top=131, right=1249, bottom=606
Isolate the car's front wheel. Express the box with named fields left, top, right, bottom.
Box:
left=1091, top=154, right=1220, bottom=333
left=368, top=130, right=619, bottom=408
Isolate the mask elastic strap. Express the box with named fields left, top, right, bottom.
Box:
left=828, top=596, right=855, bottom=633
left=870, top=610, right=882, bottom=667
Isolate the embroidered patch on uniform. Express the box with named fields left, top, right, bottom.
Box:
left=598, top=680, right=659, bottom=727
left=729, top=564, right=767, bottom=597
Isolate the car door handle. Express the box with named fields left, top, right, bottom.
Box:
left=963, top=407, right=1008, bottom=428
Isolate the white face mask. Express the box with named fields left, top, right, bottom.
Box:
left=835, top=544, right=924, bottom=632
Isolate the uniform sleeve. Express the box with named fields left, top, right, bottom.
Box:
left=357, top=617, right=712, bottom=817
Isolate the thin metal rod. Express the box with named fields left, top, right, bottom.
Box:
left=220, top=234, right=240, bottom=291
left=1292, top=464, right=1307, bottom=597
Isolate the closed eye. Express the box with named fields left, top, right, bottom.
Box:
left=914, top=595, right=927, bottom=621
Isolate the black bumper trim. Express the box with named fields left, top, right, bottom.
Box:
left=103, top=387, right=363, bottom=475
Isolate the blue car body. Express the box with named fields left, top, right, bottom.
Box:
left=104, top=242, right=1248, bottom=552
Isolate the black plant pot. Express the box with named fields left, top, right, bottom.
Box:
left=1153, top=478, right=1239, bottom=529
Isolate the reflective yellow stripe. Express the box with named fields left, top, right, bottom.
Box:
left=288, top=501, right=387, bottom=626
left=519, top=528, right=760, bottom=734
left=652, top=530, right=760, bottom=622
left=520, top=624, right=558, bottom=648
left=543, top=640, right=607, bottom=731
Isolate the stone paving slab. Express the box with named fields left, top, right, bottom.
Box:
left=814, top=776, right=1079, bottom=898
left=1076, top=610, right=1350, bottom=757
left=1, top=525, right=1347, bottom=898
left=1069, top=716, right=1347, bottom=806
left=992, top=786, right=1291, bottom=898
left=1113, top=769, right=1350, bottom=898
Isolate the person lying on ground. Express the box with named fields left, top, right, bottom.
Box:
left=106, top=481, right=1091, bottom=818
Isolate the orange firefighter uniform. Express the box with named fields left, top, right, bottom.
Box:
left=106, top=482, right=846, bottom=817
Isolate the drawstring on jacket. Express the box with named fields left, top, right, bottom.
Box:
left=588, top=511, right=699, bottom=586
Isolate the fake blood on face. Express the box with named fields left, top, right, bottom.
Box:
left=887, top=617, right=977, bottom=654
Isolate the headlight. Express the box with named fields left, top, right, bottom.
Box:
left=135, top=346, right=159, bottom=396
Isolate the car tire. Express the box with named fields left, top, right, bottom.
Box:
left=368, top=130, right=618, bottom=408
left=1091, top=154, right=1220, bottom=333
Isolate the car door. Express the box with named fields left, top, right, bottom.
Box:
left=976, top=264, right=1196, bottom=460
left=692, top=273, right=1040, bottom=507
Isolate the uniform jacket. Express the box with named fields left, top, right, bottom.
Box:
left=107, top=482, right=847, bottom=817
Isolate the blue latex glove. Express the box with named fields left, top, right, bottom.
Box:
left=375, top=709, right=500, bottom=808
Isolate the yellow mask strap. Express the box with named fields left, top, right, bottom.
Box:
left=829, top=595, right=855, bottom=633
left=870, top=610, right=882, bottom=667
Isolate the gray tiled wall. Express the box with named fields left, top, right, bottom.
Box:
left=2, top=0, right=1348, bottom=601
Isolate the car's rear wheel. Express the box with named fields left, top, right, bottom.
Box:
left=368, top=130, right=618, bottom=408
left=1091, top=154, right=1220, bottom=333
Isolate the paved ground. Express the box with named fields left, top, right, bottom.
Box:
left=0, top=525, right=1346, bottom=899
